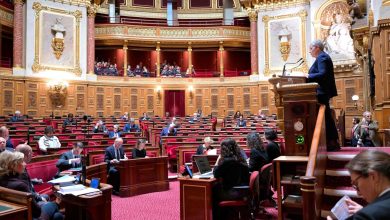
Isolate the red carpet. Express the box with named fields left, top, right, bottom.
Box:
left=112, top=181, right=180, bottom=220
left=111, top=180, right=277, bottom=219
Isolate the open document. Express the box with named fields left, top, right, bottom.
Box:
left=331, top=195, right=351, bottom=220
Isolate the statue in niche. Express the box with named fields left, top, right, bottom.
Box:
left=325, top=13, right=355, bottom=60
left=51, top=18, right=66, bottom=59
left=278, top=25, right=292, bottom=61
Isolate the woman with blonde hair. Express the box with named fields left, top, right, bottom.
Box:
left=0, top=151, right=63, bottom=220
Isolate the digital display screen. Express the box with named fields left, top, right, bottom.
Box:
left=296, top=135, right=305, bottom=144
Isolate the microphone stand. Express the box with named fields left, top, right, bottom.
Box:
left=282, top=58, right=303, bottom=76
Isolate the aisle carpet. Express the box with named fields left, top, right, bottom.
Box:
left=111, top=180, right=277, bottom=220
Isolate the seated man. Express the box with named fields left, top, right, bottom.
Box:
left=62, top=113, right=76, bottom=132
left=108, top=124, right=122, bottom=138
left=139, top=112, right=150, bottom=121
left=56, top=142, right=83, bottom=176
left=236, top=115, right=247, bottom=128
left=356, top=111, right=381, bottom=147
left=120, top=112, right=129, bottom=121
left=104, top=138, right=127, bottom=194
left=161, top=124, right=177, bottom=137
left=93, top=120, right=108, bottom=133
left=123, top=118, right=140, bottom=132
left=0, top=137, right=14, bottom=153
left=38, top=126, right=61, bottom=154
left=9, top=110, right=24, bottom=122
left=189, top=113, right=198, bottom=123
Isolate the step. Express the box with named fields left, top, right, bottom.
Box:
left=326, top=169, right=350, bottom=177
left=324, top=187, right=358, bottom=198
left=327, top=154, right=355, bottom=161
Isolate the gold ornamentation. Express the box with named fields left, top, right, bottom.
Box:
left=247, top=9, right=258, bottom=22
left=383, top=0, right=390, bottom=6
left=95, top=25, right=250, bottom=42
left=51, top=38, right=64, bottom=59
left=13, top=0, right=25, bottom=5
left=87, top=4, right=99, bottom=17
left=47, top=81, right=68, bottom=108
left=32, top=2, right=82, bottom=75
left=279, top=42, right=291, bottom=61
left=0, top=7, right=14, bottom=27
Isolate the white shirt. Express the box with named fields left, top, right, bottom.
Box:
left=38, top=135, right=61, bottom=152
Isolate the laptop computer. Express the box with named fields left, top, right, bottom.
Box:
left=193, top=156, right=213, bottom=178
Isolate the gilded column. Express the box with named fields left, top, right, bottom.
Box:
left=13, top=0, right=24, bottom=68
left=123, top=40, right=128, bottom=77
left=219, top=41, right=224, bottom=77
left=156, top=42, right=161, bottom=77
left=188, top=42, right=192, bottom=74
left=248, top=9, right=258, bottom=75
left=87, top=4, right=98, bottom=75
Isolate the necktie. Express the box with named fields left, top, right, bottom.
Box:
left=116, top=149, right=120, bottom=160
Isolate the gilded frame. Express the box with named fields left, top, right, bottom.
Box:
left=31, top=2, right=82, bottom=75
left=262, top=10, right=308, bottom=76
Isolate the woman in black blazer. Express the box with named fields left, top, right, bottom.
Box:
left=247, top=132, right=268, bottom=172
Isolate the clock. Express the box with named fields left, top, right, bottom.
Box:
left=294, top=121, right=304, bottom=132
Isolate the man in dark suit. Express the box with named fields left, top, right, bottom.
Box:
left=9, top=110, right=24, bottom=122
left=307, top=40, right=340, bottom=151
left=55, top=142, right=84, bottom=176
left=104, top=138, right=127, bottom=194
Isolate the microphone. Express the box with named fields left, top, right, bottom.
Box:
left=289, top=59, right=305, bottom=72
left=282, top=58, right=303, bottom=76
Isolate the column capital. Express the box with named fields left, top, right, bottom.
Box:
left=247, top=9, right=258, bottom=22
left=13, top=0, right=25, bottom=5
left=87, top=4, right=99, bottom=18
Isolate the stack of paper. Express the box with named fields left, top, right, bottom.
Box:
left=48, top=175, right=76, bottom=184
left=58, top=184, right=101, bottom=196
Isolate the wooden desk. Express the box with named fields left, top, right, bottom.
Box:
left=0, top=200, right=28, bottom=220
left=56, top=181, right=112, bottom=220
left=116, top=156, right=169, bottom=197
left=179, top=178, right=216, bottom=220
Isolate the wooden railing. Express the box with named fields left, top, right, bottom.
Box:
left=300, top=105, right=327, bottom=220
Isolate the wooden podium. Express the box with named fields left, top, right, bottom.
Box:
left=116, top=156, right=169, bottom=197
left=269, top=75, right=318, bottom=156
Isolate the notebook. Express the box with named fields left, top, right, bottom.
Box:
left=193, top=156, right=213, bottom=178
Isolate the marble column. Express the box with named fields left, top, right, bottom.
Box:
left=187, top=42, right=192, bottom=74
left=123, top=41, right=128, bottom=77
left=248, top=9, right=258, bottom=75
left=219, top=42, right=224, bottom=77
left=156, top=42, right=161, bottom=77
left=87, top=4, right=98, bottom=75
left=13, top=0, right=24, bottom=68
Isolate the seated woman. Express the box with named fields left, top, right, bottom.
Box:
left=38, top=126, right=61, bottom=154
left=247, top=132, right=268, bottom=172
left=142, top=66, right=150, bottom=77
left=213, top=138, right=250, bottom=220
left=264, top=129, right=281, bottom=162
left=127, top=65, right=134, bottom=77
left=196, top=137, right=216, bottom=155
left=0, top=151, right=63, bottom=220
left=327, top=150, right=390, bottom=220
left=132, top=139, right=148, bottom=159
left=233, top=110, right=242, bottom=119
